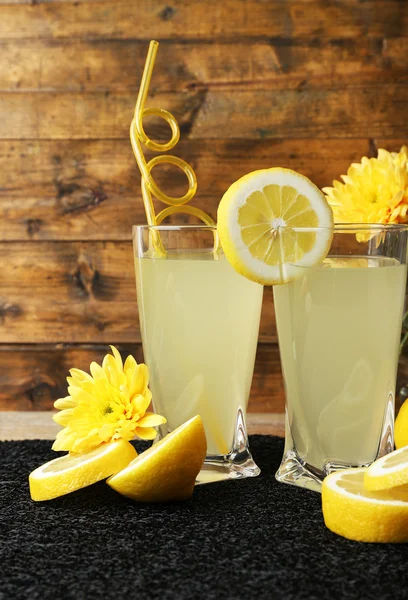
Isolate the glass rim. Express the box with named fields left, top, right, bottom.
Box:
left=133, top=224, right=217, bottom=232
left=133, top=223, right=408, bottom=233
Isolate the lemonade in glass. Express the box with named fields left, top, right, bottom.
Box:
left=274, top=226, right=407, bottom=491
left=133, top=225, right=263, bottom=482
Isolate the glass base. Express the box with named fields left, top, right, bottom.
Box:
left=276, top=396, right=396, bottom=494
left=196, top=408, right=261, bottom=484
left=196, top=452, right=260, bottom=484
left=275, top=450, right=325, bottom=493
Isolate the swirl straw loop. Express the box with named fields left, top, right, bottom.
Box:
left=130, top=40, right=215, bottom=227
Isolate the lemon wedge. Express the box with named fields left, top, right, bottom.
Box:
left=29, top=439, right=137, bottom=502
left=394, top=398, right=408, bottom=449
left=107, top=415, right=207, bottom=502
left=217, top=168, right=333, bottom=284
left=364, top=446, right=408, bottom=491
left=322, top=468, right=408, bottom=543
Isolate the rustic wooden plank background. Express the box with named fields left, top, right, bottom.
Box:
left=1, top=0, right=408, bottom=412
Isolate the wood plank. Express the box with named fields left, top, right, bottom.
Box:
left=0, top=90, right=203, bottom=139
left=1, top=37, right=407, bottom=92
left=1, top=86, right=407, bottom=140
left=4, top=138, right=406, bottom=241
left=190, top=86, right=408, bottom=140
left=0, top=343, right=285, bottom=412
left=1, top=343, right=408, bottom=421
left=0, top=242, right=276, bottom=343
left=0, top=1, right=406, bottom=40
left=0, top=411, right=285, bottom=440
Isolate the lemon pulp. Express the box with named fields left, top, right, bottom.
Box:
left=217, top=168, right=333, bottom=285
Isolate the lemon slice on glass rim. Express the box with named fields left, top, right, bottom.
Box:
left=217, top=168, right=334, bottom=285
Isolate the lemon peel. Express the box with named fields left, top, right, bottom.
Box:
left=29, top=440, right=137, bottom=502
left=107, top=415, right=207, bottom=502
left=322, top=468, right=408, bottom=543
left=217, top=168, right=333, bottom=285
left=364, top=446, right=408, bottom=491
left=395, top=398, right=408, bottom=449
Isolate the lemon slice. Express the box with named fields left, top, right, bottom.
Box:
left=29, top=439, right=137, bottom=502
left=394, top=398, right=408, bottom=449
left=107, top=415, right=207, bottom=502
left=217, top=168, right=333, bottom=284
left=322, top=468, right=408, bottom=543
left=364, top=446, right=408, bottom=491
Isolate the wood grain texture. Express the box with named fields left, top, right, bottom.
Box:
left=1, top=38, right=407, bottom=92
left=0, top=343, right=285, bottom=413
left=3, top=138, right=405, bottom=241
left=0, top=412, right=285, bottom=440
left=0, top=1, right=406, bottom=40
left=1, top=0, right=407, bottom=411
left=189, top=86, right=408, bottom=139
left=0, top=90, right=204, bottom=139
left=0, top=242, right=276, bottom=343
left=1, top=86, right=407, bottom=140
left=1, top=342, right=407, bottom=415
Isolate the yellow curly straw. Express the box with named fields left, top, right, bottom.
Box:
left=130, top=40, right=215, bottom=228
left=130, top=41, right=227, bottom=456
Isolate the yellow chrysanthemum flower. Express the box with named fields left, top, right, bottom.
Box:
left=52, top=346, right=166, bottom=454
left=323, top=146, right=408, bottom=224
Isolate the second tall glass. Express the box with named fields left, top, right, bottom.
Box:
left=133, top=225, right=264, bottom=483
left=274, top=224, right=408, bottom=492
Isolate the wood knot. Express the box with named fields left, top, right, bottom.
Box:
left=55, top=178, right=107, bottom=216
left=70, top=253, right=117, bottom=302
left=72, top=253, right=97, bottom=299
left=0, top=300, right=23, bottom=324
left=25, top=218, right=44, bottom=236
left=27, top=382, right=55, bottom=410
left=159, top=5, right=176, bottom=20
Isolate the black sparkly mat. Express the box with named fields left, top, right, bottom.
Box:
left=1, top=436, right=408, bottom=600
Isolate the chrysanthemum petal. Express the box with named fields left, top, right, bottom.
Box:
left=71, top=436, right=102, bottom=454
left=52, top=427, right=77, bottom=452
left=69, top=368, right=94, bottom=383
left=102, top=354, right=124, bottom=388
left=124, top=354, right=137, bottom=372
left=128, top=364, right=149, bottom=399
left=53, top=409, right=74, bottom=427
left=137, top=412, right=167, bottom=427
left=98, top=423, right=116, bottom=442
left=54, top=396, right=76, bottom=410
left=133, top=389, right=152, bottom=416
left=90, top=361, right=108, bottom=380
left=110, top=345, right=124, bottom=372
left=67, top=386, right=97, bottom=405
left=134, top=426, right=159, bottom=440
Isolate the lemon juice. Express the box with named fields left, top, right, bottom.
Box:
left=274, top=256, right=407, bottom=476
left=135, top=251, right=263, bottom=456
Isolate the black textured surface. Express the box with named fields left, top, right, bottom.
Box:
left=2, top=436, right=408, bottom=600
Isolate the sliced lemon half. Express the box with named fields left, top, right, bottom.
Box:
left=394, top=398, right=408, bottom=449
left=364, top=446, right=408, bottom=491
left=107, top=415, right=207, bottom=503
left=322, top=468, right=408, bottom=543
left=29, top=439, right=137, bottom=502
left=217, top=168, right=334, bottom=284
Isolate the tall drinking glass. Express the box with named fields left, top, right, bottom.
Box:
left=274, top=224, right=408, bottom=492
left=133, top=225, right=264, bottom=483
